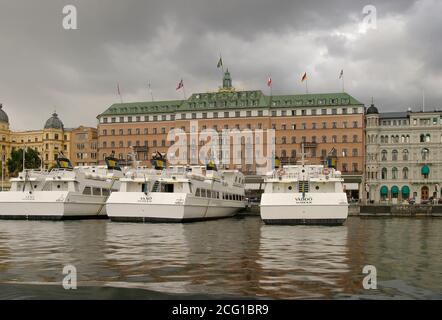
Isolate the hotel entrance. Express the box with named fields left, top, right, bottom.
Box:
left=421, top=186, right=429, bottom=201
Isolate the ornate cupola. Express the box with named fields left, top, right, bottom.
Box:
left=219, top=69, right=235, bottom=92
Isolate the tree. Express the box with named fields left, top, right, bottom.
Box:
left=6, top=148, right=42, bottom=177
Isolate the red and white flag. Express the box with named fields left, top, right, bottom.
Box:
left=176, top=79, right=184, bottom=90
left=267, top=76, right=272, bottom=87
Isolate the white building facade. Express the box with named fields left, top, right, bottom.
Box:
left=365, top=104, right=442, bottom=204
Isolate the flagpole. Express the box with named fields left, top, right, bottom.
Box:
left=305, top=79, right=309, bottom=94
left=148, top=82, right=154, bottom=102
left=342, top=73, right=345, bottom=93
left=183, top=82, right=187, bottom=100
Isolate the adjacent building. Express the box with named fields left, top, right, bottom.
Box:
left=97, top=70, right=366, bottom=197
left=69, top=126, right=98, bottom=166
left=365, top=104, right=442, bottom=204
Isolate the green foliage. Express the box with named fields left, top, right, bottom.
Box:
left=6, top=148, right=42, bottom=177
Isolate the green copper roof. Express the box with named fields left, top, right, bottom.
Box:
left=98, top=91, right=363, bottom=117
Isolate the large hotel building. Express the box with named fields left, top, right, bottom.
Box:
left=97, top=71, right=366, bottom=198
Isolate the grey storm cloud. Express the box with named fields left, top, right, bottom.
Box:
left=0, top=0, right=439, bottom=130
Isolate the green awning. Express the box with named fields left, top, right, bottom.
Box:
left=391, top=186, right=399, bottom=195
left=380, top=186, right=388, bottom=195
left=401, top=186, right=410, bottom=196
left=421, top=165, right=430, bottom=175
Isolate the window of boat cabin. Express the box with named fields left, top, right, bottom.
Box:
left=93, top=187, right=101, bottom=196
left=102, top=189, right=110, bottom=196
left=141, top=183, right=148, bottom=193
left=201, top=189, right=206, bottom=197
left=83, top=186, right=92, bottom=195
left=161, top=183, right=174, bottom=193
left=196, top=188, right=201, bottom=197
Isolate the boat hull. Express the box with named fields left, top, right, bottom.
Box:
left=0, top=191, right=108, bottom=220
left=260, top=193, right=348, bottom=225
left=106, top=192, right=244, bottom=223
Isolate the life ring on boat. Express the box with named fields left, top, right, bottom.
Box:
left=323, top=168, right=330, bottom=175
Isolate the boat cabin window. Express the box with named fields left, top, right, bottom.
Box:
left=201, top=189, right=206, bottom=197
left=141, top=183, right=148, bottom=193
left=102, top=189, right=110, bottom=196
left=93, top=187, right=101, bottom=196
left=195, top=188, right=201, bottom=197
left=83, top=186, right=92, bottom=195
left=160, top=183, right=174, bottom=193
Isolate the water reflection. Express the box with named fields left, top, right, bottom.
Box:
left=0, top=217, right=440, bottom=299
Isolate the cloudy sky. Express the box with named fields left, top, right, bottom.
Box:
left=0, top=0, right=441, bottom=130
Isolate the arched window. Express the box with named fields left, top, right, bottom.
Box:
left=403, top=149, right=409, bottom=161
left=392, top=167, right=398, bottom=180
left=392, top=150, right=398, bottom=161
left=381, top=136, right=385, bottom=143
left=381, top=168, right=387, bottom=180
left=426, top=134, right=431, bottom=142
left=420, top=134, right=425, bottom=143
left=421, top=148, right=430, bottom=161
left=281, top=150, right=287, bottom=158
left=381, top=150, right=388, bottom=161
left=401, top=135, right=406, bottom=143
left=403, top=167, right=409, bottom=179
left=291, top=150, right=297, bottom=158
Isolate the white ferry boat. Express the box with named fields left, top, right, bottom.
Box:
left=0, top=156, right=123, bottom=220
left=260, top=151, right=348, bottom=225
left=106, top=154, right=246, bottom=223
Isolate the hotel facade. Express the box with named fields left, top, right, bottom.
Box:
left=365, top=104, right=442, bottom=204
left=97, top=71, right=366, bottom=198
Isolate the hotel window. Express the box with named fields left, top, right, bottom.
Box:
left=235, top=111, right=240, bottom=117
left=381, top=150, right=387, bottom=161
left=291, top=150, right=297, bottom=158
left=421, top=148, right=430, bottom=161
left=342, top=149, right=348, bottom=157
left=342, top=108, right=347, bottom=115
left=353, top=135, right=358, bottom=143
left=144, top=128, right=148, bottom=135
left=136, top=140, right=140, bottom=147
left=144, top=116, right=149, bottom=121
left=291, top=124, right=296, bottom=130
left=258, top=110, right=263, bottom=117
left=246, top=124, right=252, bottom=129
left=162, top=140, right=166, bottom=147
left=161, top=128, right=166, bottom=134
left=352, top=163, right=358, bottom=172
left=312, top=123, right=317, bottom=129
left=144, top=141, right=148, bottom=147
left=301, top=110, right=306, bottom=116
left=352, top=149, right=358, bottom=157
left=392, top=150, right=398, bottom=161
left=322, top=136, right=327, bottom=143
left=162, top=115, right=167, bottom=121
left=247, top=111, right=252, bottom=117
left=153, top=128, right=157, bottom=134
left=291, top=136, right=296, bottom=144
left=119, top=117, right=124, bottom=122
left=281, top=110, right=287, bottom=116
left=352, top=108, right=358, bottom=114
left=272, top=124, right=276, bottom=130
left=343, top=121, right=348, bottom=128
left=153, top=116, right=158, bottom=121
left=403, top=149, right=409, bottom=161
left=136, top=116, right=141, bottom=122
left=332, top=135, right=337, bottom=143
left=111, top=129, right=115, bottom=135
left=272, top=111, right=277, bottom=117
left=322, top=122, right=327, bottom=129
left=102, top=142, right=107, bottom=148
left=170, top=115, right=175, bottom=121
left=257, top=123, right=262, bottom=129
left=127, top=141, right=132, bottom=147
left=332, top=109, right=337, bottom=115
left=102, top=130, right=107, bottom=136
left=127, top=129, right=132, bottom=135
left=135, top=128, right=140, bottom=135
left=332, top=122, right=337, bottom=129
left=282, top=137, right=287, bottom=144
left=291, top=110, right=296, bottom=116
left=353, top=121, right=358, bottom=128
left=311, top=109, right=317, bottom=116
left=103, top=118, right=108, bottom=123
left=111, top=117, right=116, bottom=123
left=181, top=113, right=186, bottom=119
left=302, top=123, right=307, bottom=130
left=213, top=112, right=218, bottom=118
left=342, top=163, right=348, bottom=172
left=224, top=112, right=229, bottom=118
left=191, top=113, right=196, bottom=119
left=224, top=124, right=229, bottom=129
left=119, top=141, right=123, bottom=147
left=321, top=109, right=327, bottom=115
left=128, top=116, right=132, bottom=123
left=403, top=167, right=409, bottom=179
left=153, top=140, right=157, bottom=147
left=282, top=124, right=287, bottom=130
left=202, top=113, right=207, bottom=119
left=302, top=136, right=307, bottom=143
left=321, top=149, right=327, bottom=158
left=342, top=135, right=348, bottom=143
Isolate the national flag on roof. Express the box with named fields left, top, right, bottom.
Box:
left=301, top=72, right=307, bottom=82
left=339, top=69, right=344, bottom=79
left=267, top=76, right=272, bottom=87
left=176, top=79, right=184, bottom=90
left=217, top=57, right=223, bottom=69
